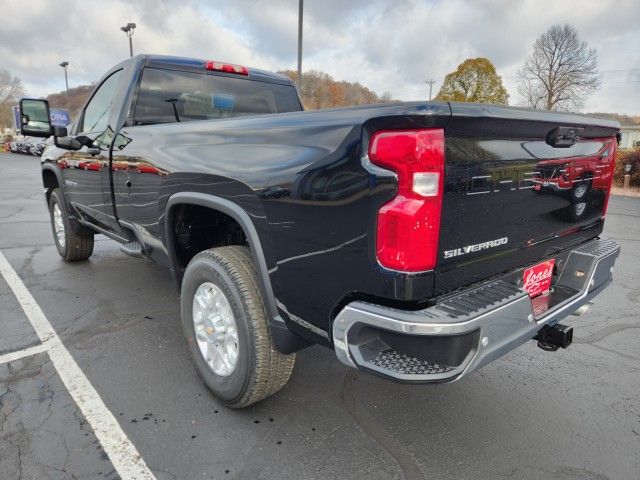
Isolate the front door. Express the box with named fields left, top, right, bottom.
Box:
left=60, top=70, right=123, bottom=232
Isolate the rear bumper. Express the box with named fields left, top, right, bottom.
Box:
left=332, top=238, right=620, bottom=383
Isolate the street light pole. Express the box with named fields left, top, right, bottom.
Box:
left=120, top=22, right=137, bottom=58
left=59, top=61, right=69, bottom=107
left=297, top=0, right=303, bottom=90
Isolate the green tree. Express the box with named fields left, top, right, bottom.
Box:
left=435, top=58, right=509, bottom=104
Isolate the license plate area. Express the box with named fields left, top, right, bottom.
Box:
left=523, top=259, right=555, bottom=298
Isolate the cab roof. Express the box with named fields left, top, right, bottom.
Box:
left=124, top=54, right=295, bottom=86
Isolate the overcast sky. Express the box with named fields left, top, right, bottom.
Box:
left=1, top=0, right=638, bottom=114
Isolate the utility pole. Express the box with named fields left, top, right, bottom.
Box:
left=120, top=22, right=137, bottom=57
left=59, top=61, right=69, bottom=108
left=425, top=79, right=436, bottom=100
left=297, top=0, right=303, bottom=90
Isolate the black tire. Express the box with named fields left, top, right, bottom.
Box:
left=181, top=245, right=295, bottom=408
left=49, top=189, right=94, bottom=261
left=569, top=180, right=591, bottom=203
left=566, top=201, right=588, bottom=222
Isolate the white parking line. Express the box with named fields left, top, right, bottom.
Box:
left=0, top=250, right=157, bottom=480
left=0, top=342, right=48, bottom=364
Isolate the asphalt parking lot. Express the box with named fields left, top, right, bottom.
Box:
left=0, top=151, right=639, bottom=480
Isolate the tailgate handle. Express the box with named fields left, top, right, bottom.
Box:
left=546, top=126, right=584, bottom=148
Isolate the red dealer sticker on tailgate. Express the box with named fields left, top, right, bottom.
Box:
left=523, top=259, right=555, bottom=298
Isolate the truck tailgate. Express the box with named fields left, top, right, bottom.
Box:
left=435, top=103, right=619, bottom=294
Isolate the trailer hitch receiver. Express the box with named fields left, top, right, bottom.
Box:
left=534, top=324, right=573, bottom=351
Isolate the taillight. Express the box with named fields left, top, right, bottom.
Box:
left=205, top=60, right=249, bottom=75
left=601, top=140, right=617, bottom=216
left=368, top=129, right=445, bottom=272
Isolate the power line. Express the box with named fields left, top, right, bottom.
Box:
left=600, top=82, right=640, bottom=85
left=600, top=68, right=640, bottom=73
left=500, top=68, right=640, bottom=81
left=390, top=77, right=640, bottom=95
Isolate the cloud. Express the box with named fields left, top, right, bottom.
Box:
left=1, top=0, right=638, bottom=114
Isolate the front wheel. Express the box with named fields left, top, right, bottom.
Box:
left=566, top=200, right=588, bottom=222
left=49, top=189, right=94, bottom=261
left=181, top=245, right=295, bottom=408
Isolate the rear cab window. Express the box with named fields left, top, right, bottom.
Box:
left=133, top=68, right=301, bottom=126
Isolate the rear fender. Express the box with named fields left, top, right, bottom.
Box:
left=164, top=192, right=309, bottom=354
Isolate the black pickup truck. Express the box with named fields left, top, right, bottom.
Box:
left=19, top=55, right=620, bottom=408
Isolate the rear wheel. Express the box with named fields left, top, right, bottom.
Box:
left=49, top=189, right=94, bottom=261
left=570, top=181, right=590, bottom=203
left=181, top=245, right=295, bottom=408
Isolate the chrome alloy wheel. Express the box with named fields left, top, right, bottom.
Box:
left=574, top=202, right=586, bottom=216
left=53, top=203, right=66, bottom=248
left=574, top=183, right=588, bottom=199
left=192, top=282, right=239, bottom=377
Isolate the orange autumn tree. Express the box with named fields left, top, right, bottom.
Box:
left=281, top=70, right=393, bottom=109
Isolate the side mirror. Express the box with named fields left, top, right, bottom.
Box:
left=51, top=124, right=80, bottom=150
left=52, top=125, right=68, bottom=137
left=55, top=136, right=83, bottom=150
left=19, top=98, right=52, bottom=137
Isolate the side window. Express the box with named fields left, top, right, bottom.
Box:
left=81, top=70, right=123, bottom=133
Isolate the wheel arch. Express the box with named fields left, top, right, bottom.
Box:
left=164, top=192, right=309, bottom=354
left=42, top=163, right=94, bottom=235
left=42, top=164, right=64, bottom=204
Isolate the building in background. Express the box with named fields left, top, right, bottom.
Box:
left=619, top=126, right=640, bottom=150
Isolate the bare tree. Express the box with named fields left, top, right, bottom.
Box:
left=0, top=69, right=25, bottom=130
left=517, top=24, right=600, bottom=111
left=380, top=91, right=394, bottom=103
